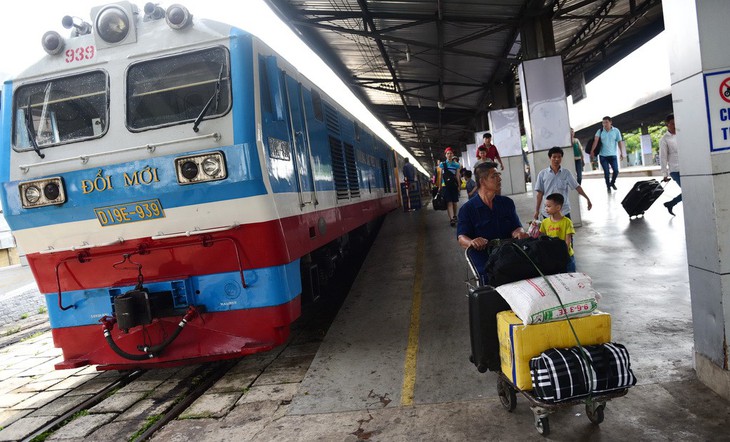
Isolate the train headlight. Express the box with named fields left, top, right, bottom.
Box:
left=202, top=157, right=221, bottom=177
left=175, top=152, right=226, bottom=185
left=95, top=5, right=130, bottom=43
left=19, top=177, right=66, bottom=208
left=166, top=4, right=192, bottom=30
left=181, top=161, right=199, bottom=180
left=24, top=186, right=41, bottom=204
left=44, top=182, right=61, bottom=201
left=41, top=31, right=65, bottom=55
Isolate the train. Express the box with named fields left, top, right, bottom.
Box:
left=0, top=1, right=400, bottom=370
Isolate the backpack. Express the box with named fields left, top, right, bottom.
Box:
left=441, top=165, right=458, bottom=188
left=584, top=129, right=603, bottom=155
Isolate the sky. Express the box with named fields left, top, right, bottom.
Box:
left=1, top=1, right=671, bottom=172
left=567, top=31, right=671, bottom=131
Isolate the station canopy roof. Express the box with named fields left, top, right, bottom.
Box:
left=265, top=0, right=663, bottom=166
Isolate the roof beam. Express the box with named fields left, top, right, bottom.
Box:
left=289, top=20, right=518, bottom=63
left=293, top=9, right=518, bottom=25
left=564, top=0, right=661, bottom=79
left=355, top=0, right=420, bottom=149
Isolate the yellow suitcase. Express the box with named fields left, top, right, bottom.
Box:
left=497, top=310, right=611, bottom=391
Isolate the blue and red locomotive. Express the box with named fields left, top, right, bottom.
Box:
left=0, top=2, right=399, bottom=369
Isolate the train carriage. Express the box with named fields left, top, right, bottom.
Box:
left=0, top=1, right=399, bottom=369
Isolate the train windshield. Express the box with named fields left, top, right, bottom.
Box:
left=126, top=47, right=231, bottom=131
left=13, top=71, right=108, bottom=152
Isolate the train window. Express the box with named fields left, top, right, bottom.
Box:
left=354, top=121, right=361, bottom=141
left=258, top=56, right=273, bottom=115
left=127, top=47, right=231, bottom=131
left=311, top=89, right=323, bottom=122
left=13, top=71, right=108, bottom=152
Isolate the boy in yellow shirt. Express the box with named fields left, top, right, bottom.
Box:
left=540, top=193, right=576, bottom=272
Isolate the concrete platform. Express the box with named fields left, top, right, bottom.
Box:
left=1, top=175, right=729, bottom=441
left=279, top=175, right=729, bottom=440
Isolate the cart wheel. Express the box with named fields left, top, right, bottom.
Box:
left=586, top=403, right=605, bottom=425
left=497, top=379, right=517, bottom=412
left=535, top=416, right=550, bottom=436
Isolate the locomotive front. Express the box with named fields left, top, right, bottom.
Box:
left=0, top=2, right=301, bottom=369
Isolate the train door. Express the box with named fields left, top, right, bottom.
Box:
left=282, top=72, right=316, bottom=208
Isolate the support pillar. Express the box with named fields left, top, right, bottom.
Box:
left=518, top=56, right=577, bottom=225
left=664, top=0, right=730, bottom=400
left=488, top=108, right=525, bottom=195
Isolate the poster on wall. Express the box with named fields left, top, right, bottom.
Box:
left=703, top=69, right=730, bottom=152
left=488, top=108, right=522, bottom=157
left=463, top=144, right=477, bottom=170
left=519, top=56, right=571, bottom=151
left=640, top=134, right=653, bottom=154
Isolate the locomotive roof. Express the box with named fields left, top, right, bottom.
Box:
left=12, top=15, right=240, bottom=83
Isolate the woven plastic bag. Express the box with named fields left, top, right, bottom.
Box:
left=495, top=272, right=600, bottom=325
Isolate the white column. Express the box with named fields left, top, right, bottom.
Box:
left=664, top=0, right=730, bottom=400
left=488, top=108, right=525, bottom=195
left=518, top=56, right=579, bottom=225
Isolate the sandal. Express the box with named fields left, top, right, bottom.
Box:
left=450, top=217, right=456, bottom=227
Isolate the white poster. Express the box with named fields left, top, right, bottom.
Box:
left=463, top=143, right=477, bottom=170
left=640, top=134, right=653, bottom=154
left=488, top=108, right=522, bottom=157
left=703, top=69, right=730, bottom=152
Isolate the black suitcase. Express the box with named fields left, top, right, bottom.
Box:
left=621, top=179, right=664, bottom=217
left=468, top=285, right=511, bottom=373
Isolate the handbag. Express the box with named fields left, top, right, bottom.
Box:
left=484, top=236, right=569, bottom=287
left=530, top=343, right=637, bottom=402
left=432, top=191, right=447, bottom=211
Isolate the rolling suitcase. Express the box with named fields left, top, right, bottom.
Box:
left=621, top=179, right=664, bottom=218
left=468, top=285, right=511, bottom=373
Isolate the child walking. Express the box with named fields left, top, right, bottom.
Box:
left=540, top=193, right=576, bottom=272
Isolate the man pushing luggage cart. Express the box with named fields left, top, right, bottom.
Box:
left=463, top=244, right=637, bottom=437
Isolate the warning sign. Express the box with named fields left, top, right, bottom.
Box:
left=721, top=77, right=730, bottom=103
left=703, top=70, right=730, bottom=152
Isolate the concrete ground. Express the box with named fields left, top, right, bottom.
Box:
left=0, top=174, right=729, bottom=441
left=0, top=265, right=44, bottom=328
left=154, top=175, right=729, bottom=441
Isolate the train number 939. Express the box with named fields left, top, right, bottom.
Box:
left=65, top=46, right=95, bottom=64
left=94, top=199, right=165, bottom=227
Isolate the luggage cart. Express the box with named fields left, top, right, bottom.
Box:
left=465, top=247, right=630, bottom=437
left=496, top=372, right=628, bottom=436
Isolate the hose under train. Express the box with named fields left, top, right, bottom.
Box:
left=100, top=306, right=198, bottom=361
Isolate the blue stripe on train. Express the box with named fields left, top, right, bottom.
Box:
left=0, top=81, right=12, bottom=184
left=45, top=259, right=302, bottom=329
left=4, top=143, right=265, bottom=230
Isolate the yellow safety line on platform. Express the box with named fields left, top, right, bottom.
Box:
left=401, top=211, right=425, bottom=406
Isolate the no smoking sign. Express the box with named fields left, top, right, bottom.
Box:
left=703, top=70, right=730, bottom=151
left=721, top=77, right=730, bottom=103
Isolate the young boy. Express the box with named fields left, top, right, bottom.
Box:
left=540, top=193, right=576, bottom=272
left=463, top=170, right=477, bottom=198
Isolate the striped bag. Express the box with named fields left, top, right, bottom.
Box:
left=530, top=342, right=636, bottom=402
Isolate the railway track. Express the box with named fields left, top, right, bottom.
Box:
left=21, top=359, right=238, bottom=442
left=0, top=219, right=381, bottom=442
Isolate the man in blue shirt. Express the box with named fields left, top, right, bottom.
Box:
left=590, top=116, right=625, bottom=192
left=402, top=157, right=416, bottom=183
left=457, top=162, right=528, bottom=277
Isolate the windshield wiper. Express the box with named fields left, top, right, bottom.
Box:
left=24, top=98, right=45, bottom=159
left=192, top=65, right=224, bottom=133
